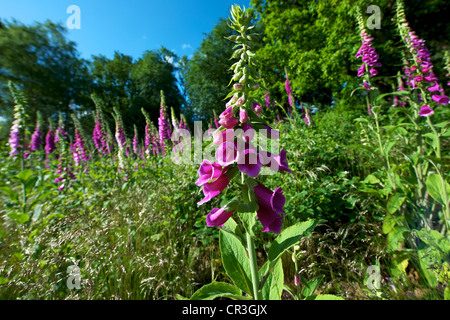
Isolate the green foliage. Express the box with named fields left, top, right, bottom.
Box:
left=0, top=20, right=92, bottom=125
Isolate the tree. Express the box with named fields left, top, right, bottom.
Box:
left=250, top=0, right=450, bottom=110
left=89, top=48, right=184, bottom=137
left=0, top=20, right=93, bottom=124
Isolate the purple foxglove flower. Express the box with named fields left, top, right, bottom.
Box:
left=195, top=160, right=224, bottom=186
left=197, top=172, right=230, bottom=205
left=216, top=140, right=240, bottom=166
left=264, top=91, right=271, bottom=109
left=239, top=109, right=248, bottom=123
left=213, top=129, right=235, bottom=146
left=369, top=68, right=378, bottom=76
left=219, top=116, right=238, bottom=129
left=144, top=124, right=151, bottom=151
left=92, top=118, right=106, bottom=154
left=285, top=77, right=293, bottom=95
left=237, top=146, right=262, bottom=178
left=425, top=74, right=438, bottom=82
left=206, top=206, right=234, bottom=228
left=220, top=106, right=234, bottom=119
left=133, top=130, right=139, bottom=154
left=431, top=94, right=449, bottom=105
left=419, top=105, right=434, bottom=117
left=233, top=83, right=243, bottom=91
left=294, top=275, right=300, bottom=286
left=259, top=149, right=292, bottom=174
left=29, top=124, right=42, bottom=153
left=242, top=123, right=254, bottom=143
left=72, top=129, right=88, bottom=165
left=45, top=128, right=56, bottom=157
left=235, top=97, right=245, bottom=107
left=8, top=122, right=22, bottom=157
left=254, top=184, right=285, bottom=234
left=357, top=64, right=365, bottom=77
left=414, top=75, right=424, bottom=83
left=252, top=103, right=262, bottom=117
left=363, top=81, right=371, bottom=90
left=427, top=83, right=442, bottom=92
left=214, top=117, right=219, bottom=129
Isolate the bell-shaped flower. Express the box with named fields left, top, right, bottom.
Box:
left=419, top=105, right=434, bottom=117
left=206, top=200, right=239, bottom=228
left=219, top=117, right=238, bottom=129
left=431, top=94, right=449, bottom=105
left=197, top=172, right=230, bottom=206
left=259, top=149, right=292, bottom=174
left=195, top=160, right=223, bottom=186
left=254, top=184, right=285, bottom=234
left=237, top=145, right=262, bottom=178
left=216, top=140, right=240, bottom=166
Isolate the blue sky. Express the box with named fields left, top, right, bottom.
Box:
left=0, top=0, right=251, bottom=61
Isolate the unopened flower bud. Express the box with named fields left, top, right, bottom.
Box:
left=236, top=96, right=245, bottom=107
left=294, top=275, right=300, bottom=287
left=239, top=109, right=248, bottom=123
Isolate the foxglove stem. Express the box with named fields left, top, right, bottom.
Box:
left=373, top=108, right=396, bottom=191
left=426, top=116, right=441, bottom=159
left=246, top=232, right=262, bottom=300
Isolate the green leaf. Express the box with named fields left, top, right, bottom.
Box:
left=382, top=215, right=402, bottom=234
left=424, top=133, right=439, bottom=151
left=362, top=174, right=381, bottom=185
left=375, top=91, right=409, bottom=102
left=221, top=217, right=245, bottom=247
left=7, top=212, right=30, bottom=224
left=259, top=259, right=284, bottom=300
left=301, top=275, right=324, bottom=299
left=426, top=173, right=449, bottom=205
left=25, top=176, right=38, bottom=193
left=0, top=186, right=19, bottom=203
left=387, top=226, right=408, bottom=251
left=387, top=193, right=406, bottom=214
left=445, top=286, right=450, bottom=300
left=237, top=211, right=257, bottom=238
left=219, top=228, right=253, bottom=295
left=15, top=169, right=36, bottom=184
left=268, top=219, right=319, bottom=262
left=190, top=282, right=246, bottom=300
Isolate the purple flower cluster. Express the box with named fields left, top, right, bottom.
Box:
left=29, top=123, right=43, bottom=153
left=158, top=104, right=170, bottom=145
left=196, top=93, right=292, bottom=233
left=45, top=128, right=56, bottom=159
left=8, top=121, right=22, bottom=158
left=398, top=12, right=449, bottom=116
left=93, top=117, right=108, bottom=154
left=285, top=76, right=295, bottom=108
left=72, top=129, right=88, bottom=166
left=264, top=91, right=271, bottom=109
left=356, top=30, right=382, bottom=88
left=132, top=127, right=139, bottom=155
